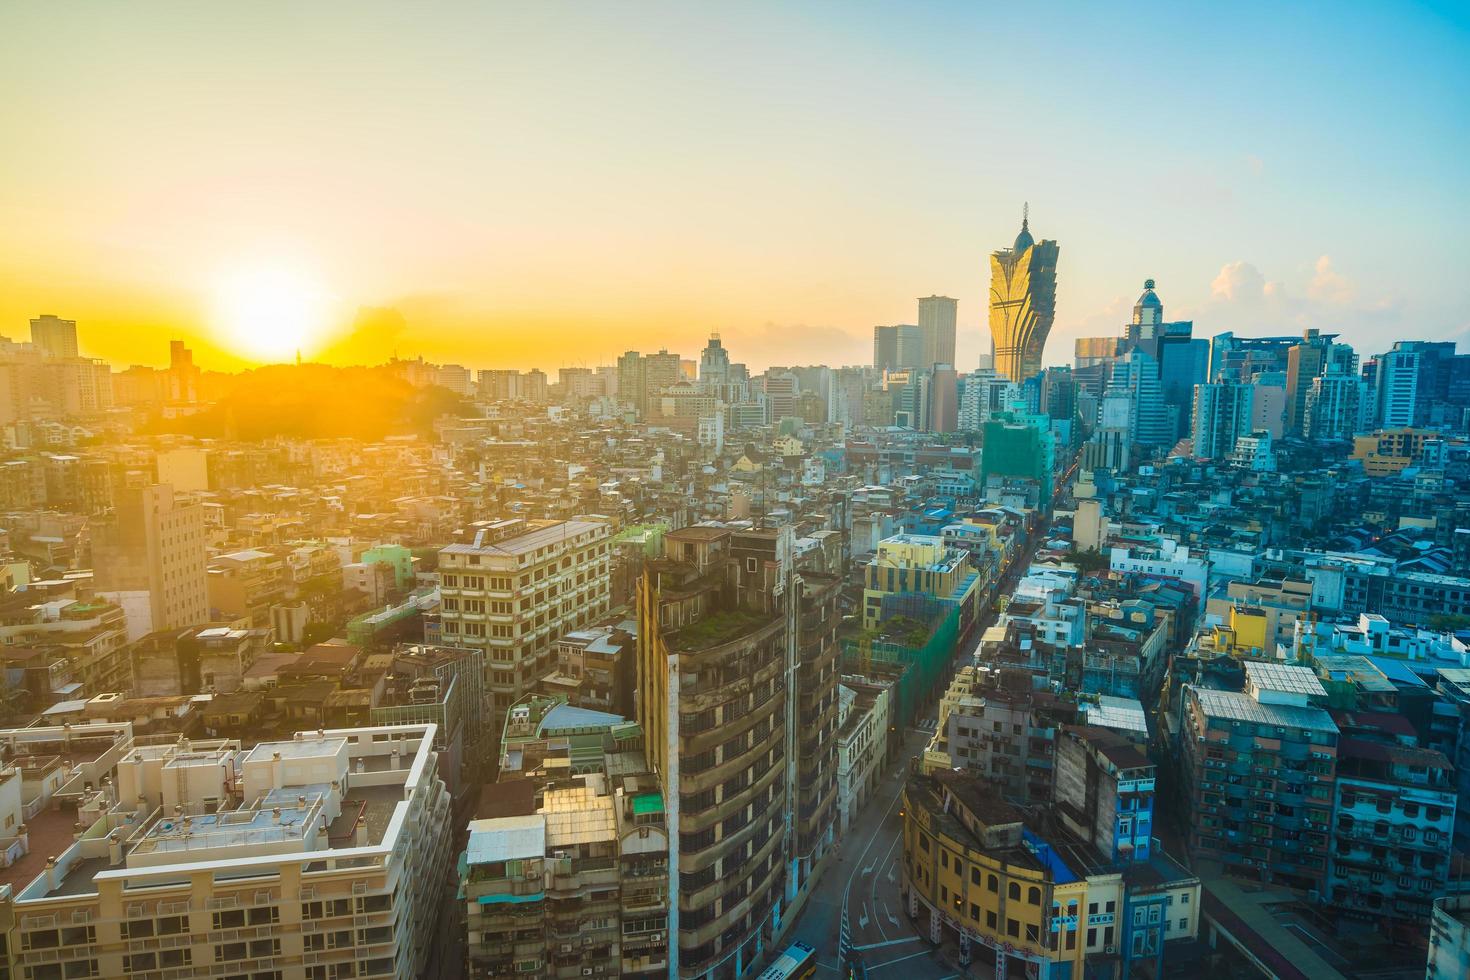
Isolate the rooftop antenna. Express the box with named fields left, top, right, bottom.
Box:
left=1023, top=201, right=1029, bottom=227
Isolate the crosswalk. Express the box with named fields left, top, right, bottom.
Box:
left=912, top=717, right=939, bottom=734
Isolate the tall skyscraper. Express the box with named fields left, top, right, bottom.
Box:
left=698, top=333, right=730, bottom=389
left=872, top=324, right=925, bottom=373
left=29, top=314, right=78, bottom=358
left=917, top=295, right=958, bottom=369
left=1191, top=380, right=1256, bottom=459
left=1105, top=349, right=1172, bottom=448
left=987, top=208, right=1059, bottom=382
left=1284, top=328, right=1338, bottom=434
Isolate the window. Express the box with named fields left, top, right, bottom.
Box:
left=1179, top=918, right=1188, bottom=931
left=1007, top=918, right=1020, bottom=938
left=970, top=903, right=980, bottom=922
left=1027, top=886, right=1041, bottom=905
left=1087, top=928, right=1097, bottom=947
left=988, top=874, right=998, bottom=893
left=1008, top=882, right=1021, bottom=900
left=971, top=867, right=981, bottom=886
left=986, top=911, right=997, bottom=929
left=1180, top=893, right=1190, bottom=905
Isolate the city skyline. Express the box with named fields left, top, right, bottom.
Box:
left=2, top=2, right=1466, bottom=373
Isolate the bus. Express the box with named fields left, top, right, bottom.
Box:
left=758, top=940, right=817, bottom=980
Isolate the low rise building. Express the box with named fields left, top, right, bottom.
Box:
left=835, top=677, right=890, bottom=833
left=0, top=722, right=452, bottom=980
left=901, top=768, right=1200, bottom=979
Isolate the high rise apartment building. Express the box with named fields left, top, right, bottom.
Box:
left=987, top=211, right=1059, bottom=383
left=92, top=482, right=210, bottom=633
left=29, top=314, right=79, bottom=358
left=1284, top=329, right=1338, bottom=434
left=636, top=525, right=838, bottom=978
left=1191, top=380, right=1255, bottom=460
left=438, top=518, right=612, bottom=726
left=1180, top=663, right=1338, bottom=893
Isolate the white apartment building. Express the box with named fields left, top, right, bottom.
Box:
left=437, top=519, right=612, bottom=724
left=835, top=679, right=889, bottom=833
left=0, top=722, right=451, bottom=980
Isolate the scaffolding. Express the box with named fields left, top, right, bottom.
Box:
left=840, top=604, right=961, bottom=731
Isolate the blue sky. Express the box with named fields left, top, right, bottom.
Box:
left=0, top=1, right=1466, bottom=369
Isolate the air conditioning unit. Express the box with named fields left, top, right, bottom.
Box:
left=560, top=945, right=572, bottom=953
left=582, top=970, right=593, bottom=977
left=1105, top=945, right=1116, bottom=954
left=651, top=932, right=663, bottom=942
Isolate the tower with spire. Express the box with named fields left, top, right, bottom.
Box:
left=987, top=205, right=1060, bottom=383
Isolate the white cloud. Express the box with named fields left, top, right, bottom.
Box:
left=1187, top=256, right=1402, bottom=344
left=1308, top=254, right=1355, bottom=304
left=1210, top=261, right=1269, bottom=302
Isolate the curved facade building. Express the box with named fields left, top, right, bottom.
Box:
left=988, top=212, right=1060, bottom=382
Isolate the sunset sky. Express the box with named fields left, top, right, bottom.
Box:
left=2, top=2, right=1466, bottom=373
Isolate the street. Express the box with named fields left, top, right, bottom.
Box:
left=782, top=492, right=1062, bottom=979
left=787, top=724, right=969, bottom=979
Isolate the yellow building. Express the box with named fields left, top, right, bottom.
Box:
left=1203, top=578, right=1310, bottom=656
left=1352, top=427, right=1440, bottom=476
left=862, top=533, right=979, bottom=630
left=902, top=769, right=1199, bottom=979
left=988, top=210, right=1060, bottom=383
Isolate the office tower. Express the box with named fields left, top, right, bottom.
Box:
left=92, top=483, right=210, bottom=633
left=1304, top=365, right=1365, bottom=441
left=1374, top=348, right=1420, bottom=427
left=1117, top=281, right=1207, bottom=439
left=926, top=364, right=959, bottom=433
left=1104, top=349, right=1171, bottom=448
left=637, top=526, right=838, bottom=978
left=1208, top=331, right=1298, bottom=383
left=1074, top=336, right=1120, bottom=370
left=0, top=722, right=451, bottom=980
left=1041, top=365, right=1078, bottom=424
left=917, top=295, right=958, bottom=368
left=873, top=325, right=898, bottom=372
left=698, top=333, right=730, bottom=389
left=873, top=324, right=926, bottom=373
left=29, top=314, right=78, bottom=358
left=1379, top=340, right=1466, bottom=428
left=1190, top=380, right=1255, bottom=459
left=1284, top=328, right=1338, bottom=434
left=437, top=519, right=611, bottom=726
left=987, top=209, right=1059, bottom=382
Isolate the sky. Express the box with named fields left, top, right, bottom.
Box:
left=1, top=1, right=1467, bottom=374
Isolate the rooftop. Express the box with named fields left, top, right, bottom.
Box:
left=1192, top=687, right=1338, bottom=733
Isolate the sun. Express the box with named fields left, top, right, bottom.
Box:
left=211, top=266, right=330, bottom=362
